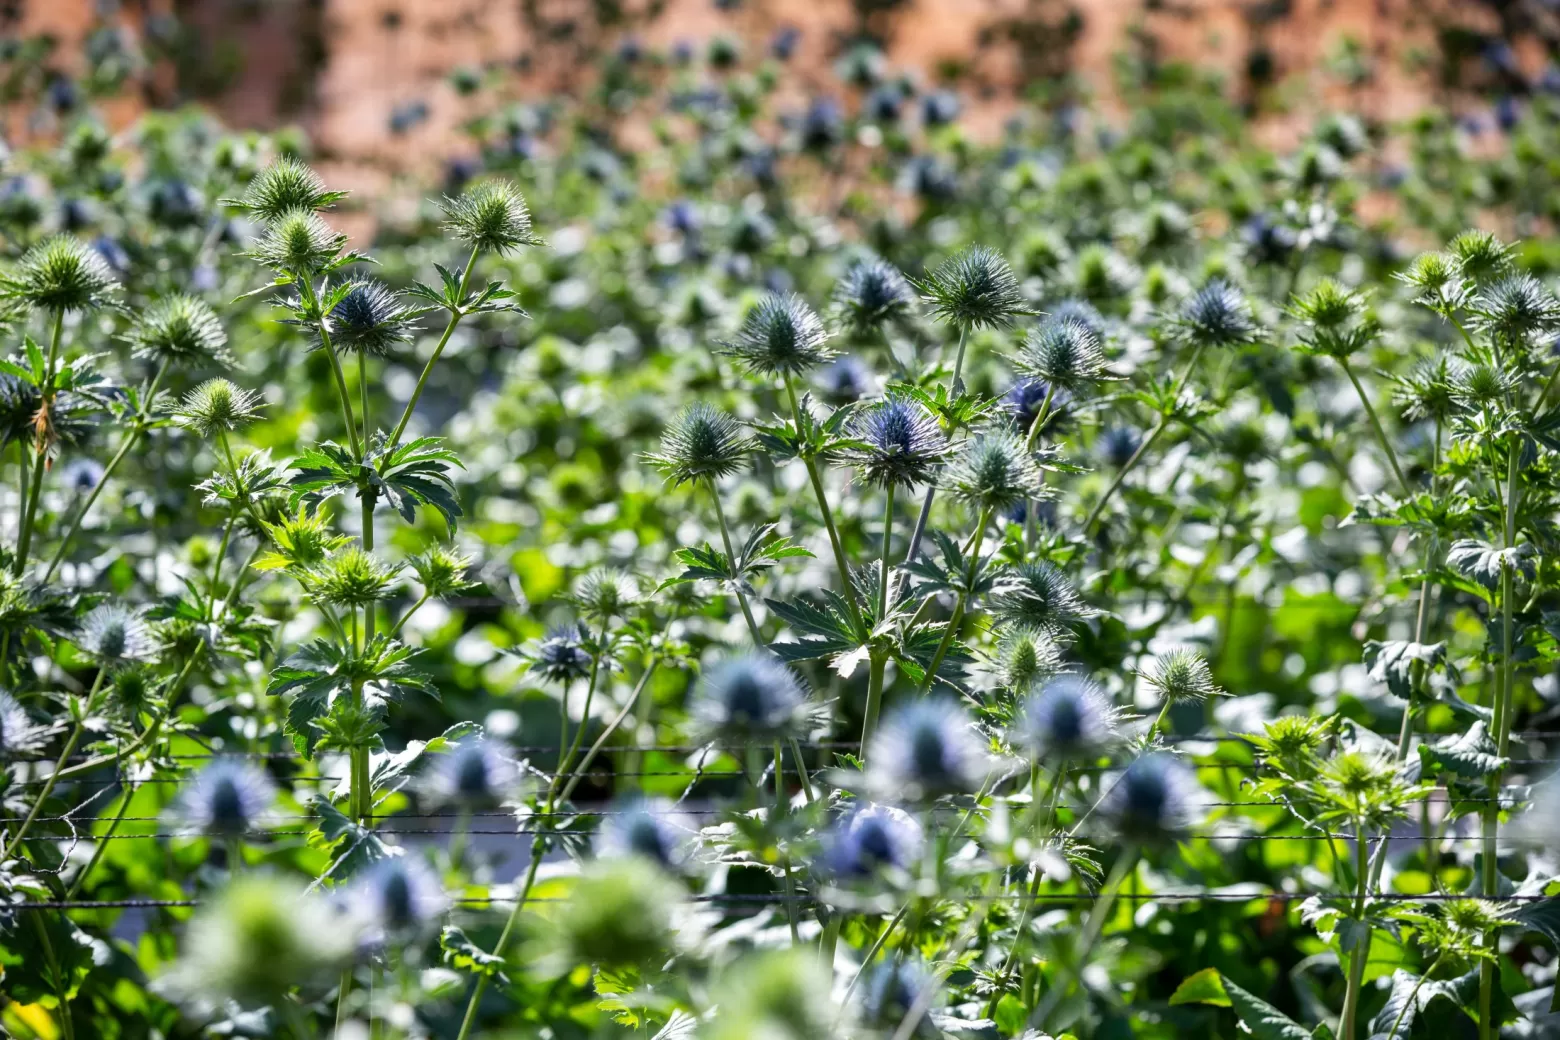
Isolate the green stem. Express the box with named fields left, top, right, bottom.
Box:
left=1340, top=821, right=1371, bottom=1040
left=300, top=277, right=361, bottom=460
left=916, top=505, right=993, bottom=694
left=706, top=476, right=761, bottom=644
left=862, top=650, right=887, bottom=755
left=1029, top=847, right=1139, bottom=1031
left=1338, top=358, right=1410, bottom=495
left=774, top=738, right=800, bottom=941
left=1389, top=953, right=1441, bottom=1040
left=783, top=373, right=865, bottom=635
left=878, top=483, right=895, bottom=621
left=388, top=245, right=480, bottom=452
left=905, top=325, right=970, bottom=563
left=65, top=779, right=134, bottom=898
left=2, top=668, right=105, bottom=860
left=15, top=309, right=65, bottom=575
left=44, top=359, right=169, bottom=582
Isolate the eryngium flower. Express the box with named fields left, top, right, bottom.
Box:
left=1099, top=426, right=1142, bottom=468
left=1178, top=278, right=1261, bottom=347
left=551, top=857, right=683, bottom=969
left=943, top=430, right=1046, bottom=514
left=1448, top=229, right=1512, bottom=284
left=691, top=653, right=810, bottom=742
left=848, top=395, right=948, bottom=489
left=721, top=293, right=835, bottom=376
left=823, top=803, right=924, bottom=877
left=76, top=604, right=159, bottom=663
left=707, top=949, right=839, bottom=1040
left=1016, top=674, right=1118, bottom=758
left=427, top=739, right=518, bottom=807
left=645, top=403, right=750, bottom=486
left=346, top=855, right=447, bottom=940
left=596, top=799, right=691, bottom=869
left=408, top=545, right=476, bottom=597
left=0, top=690, right=46, bottom=760
left=995, top=625, right=1063, bottom=692
left=326, top=278, right=421, bottom=356
left=530, top=622, right=593, bottom=684
left=860, top=960, right=937, bottom=1036
left=441, top=179, right=543, bottom=255
left=60, top=457, right=103, bottom=493
left=1, top=234, right=117, bottom=312
left=865, top=698, right=988, bottom=800
left=174, top=378, right=264, bottom=436
left=164, top=874, right=355, bottom=1006
left=1014, top=317, right=1109, bottom=393
left=1392, top=354, right=1465, bottom=423
left=244, top=209, right=345, bottom=274
left=1143, top=648, right=1225, bottom=704
left=227, top=157, right=347, bottom=224
left=574, top=567, right=640, bottom=621
left=1451, top=361, right=1517, bottom=408
left=993, top=562, right=1097, bottom=640
left=1289, top=278, right=1365, bottom=329
left=127, top=294, right=231, bottom=367
left=917, top=245, right=1028, bottom=330
left=1473, top=273, right=1560, bottom=342
left=1097, top=754, right=1206, bottom=841
left=299, top=548, right=401, bottom=608
left=173, top=760, right=277, bottom=836
left=818, top=355, right=872, bottom=402
left=832, top=257, right=914, bottom=336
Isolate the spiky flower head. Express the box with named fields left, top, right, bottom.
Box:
left=327, top=278, right=421, bottom=356
left=441, top=179, right=542, bottom=255
left=645, top=403, right=751, bottom=486
left=823, top=803, right=924, bottom=877
left=1392, top=353, right=1465, bottom=423
left=173, top=378, right=264, bottom=437
left=1015, top=317, right=1109, bottom=393
left=1451, top=361, right=1517, bottom=409
left=550, top=857, right=683, bottom=969
left=1097, top=753, right=1206, bottom=842
left=1472, top=273, right=1560, bottom=343
left=993, top=562, right=1097, bottom=639
left=1142, top=648, right=1224, bottom=704
left=818, top=355, right=872, bottom=403
left=917, top=245, right=1029, bottom=330
left=76, top=604, right=159, bottom=663
left=707, top=949, right=840, bottom=1040
left=173, top=759, right=277, bottom=837
left=691, top=653, right=811, bottom=742
left=866, top=697, right=989, bottom=801
left=1395, top=251, right=1467, bottom=309
left=848, top=395, right=948, bottom=490
left=832, top=257, right=914, bottom=336
left=127, top=294, right=231, bottom=367
left=244, top=209, right=345, bottom=274
left=426, top=738, right=518, bottom=807
left=2, top=234, right=117, bottom=312
left=995, top=625, right=1064, bottom=692
left=299, top=548, right=400, bottom=608
left=574, top=567, right=640, bottom=621
left=60, top=457, right=103, bottom=493
left=860, top=960, right=937, bottom=1036
left=346, top=855, right=447, bottom=941
left=1178, top=278, right=1260, bottom=347
left=165, top=874, right=355, bottom=1006
left=1290, top=278, right=1366, bottom=329
left=1016, top=674, right=1119, bottom=758
left=109, top=664, right=161, bottom=718
left=228, top=157, right=346, bottom=224
left=1099, top=426, right=1142, bottom=468
left=596, top=798, right=692, bottom=869
left=0, top=690, right=46, bottom=760
left=1448, top=229, right=1511, bottom=284
left=721, top=293, right=835, bottom=376
left=407, top=546, right=475, bottom=598
left=529, top=622, right=593, bottom=685
left=943, top=430, right=1046, bottom=514
left=255, top=506, right=348, bottom=572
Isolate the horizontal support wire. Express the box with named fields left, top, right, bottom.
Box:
left=6, top=829, right=1510, bottom=842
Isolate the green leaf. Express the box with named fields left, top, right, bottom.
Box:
left=1419, top=720, right=1508, bottom=779
left=1223, top=978, right=1311, bottom=1040
left=1169, top=967, right=1231, bottom=1007
left=310, top=796, right=394, bottom=882
left=441, top=925, right=508, bottom=981
left=1366, top=970, right=1417, bottom=1039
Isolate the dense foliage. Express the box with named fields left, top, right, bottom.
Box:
left=9, top=26, right=1560, bottom=1040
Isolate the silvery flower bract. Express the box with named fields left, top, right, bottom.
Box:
left=76, top=603, right=159, bottom=663
left=917, top=245, right=1028, bottom=330
left=848, top=395, right=948, bottom=490
left=428, top=739, right=518, bottom=807
left=596, top=799, right=691, bottom=868
left=0, top=690, right=44, bottom=760
left=823, top=803, right=924, bottom=876
left=1142, top=648, right=1224, bottom=704
left=691, top=653, right=810, bottom=741
left=1017, top=674, right=1118, bottom=758
left=943, top=430, right=1047, bottom=513
left=646, top=403, right=752, bottom=486
left=347, top=855, right=447, bottom=939
left=174, top=759, right=277, bottom=837
left=1098, top=754, right=1206, bottom=841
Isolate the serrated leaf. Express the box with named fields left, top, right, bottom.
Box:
left=1169, top=967, right=1231, bottom=1007
left=1223, top=977, right=1311, bottom=1040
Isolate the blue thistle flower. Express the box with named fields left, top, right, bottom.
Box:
left=993, top=562, right=1098, bottom=640
left=427, top=739, right=519, bottom=807
left=1003, top=377, right=1070, bottom=433
left=943, top=429, right=1046, bottom=514
left=596, top=799, right=691, bottom=869
left=720, top=293, right=834, bottom=375
left=691, top=653, right=810, bottom=742
left=530, top=623, right=593, bottom=685
left=1178, top=278, right=1260, bottom=347
left=1098, top=754, right=1206, bottom=842
left=1243, top=215, right=1298, bottom=266
left=832, top=257, right=914, bottom=336
left=866, top=84, right=903, bottom=123
left=1015, top=317, right=1109, bottom=394
left=817, top=355, right=872, bottom=403
left=801, top=96, right=844, bottom=151
left=0, top=690, right=45, bottom=760
left=769, top=26, right=801, bottom=61
left=901, top=155, right=958, bottom=203
left=174, top=760, right=277, bottom=837
left=849, top=395, right=948, bottom=490
left=1016, top=675, right=1119, bottom=758
left=860, top=959, right=937, bottom=1035
left=348, top=855, right=447, bottom=939
left=76, top=604, right=159, bottom=663
left=645, top=403, right=752, bottom=487
left=1099, top=426, right=1141, bottom=468
left=326, top=278, right=422, bottom=357
left=866, top=698, right=988, bottom=801
left=1047, top=297, right=1106, bottom=337
left=60, top=457, right=104, bottom=494
left=921, top=90, right=961, bottom=127
left=917, top=246, right=1028, bottom=331
left=823, top=803, right=923, bottom=877
left=1474, top=273, right=1560, bottom=343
